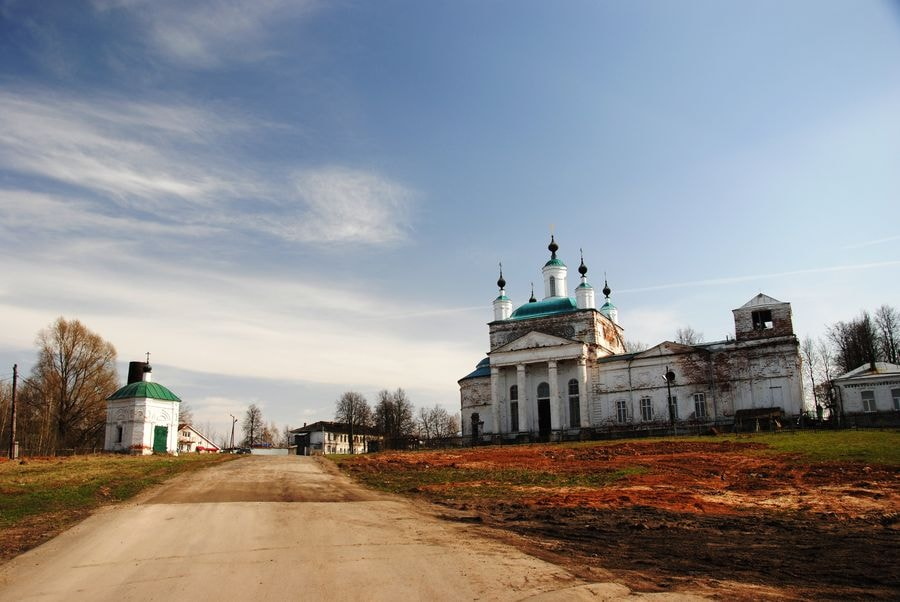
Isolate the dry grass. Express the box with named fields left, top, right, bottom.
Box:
left=0, top=453, right=238, bottom=562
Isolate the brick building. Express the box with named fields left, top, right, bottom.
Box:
left=459, top=237, right=804, bottom=441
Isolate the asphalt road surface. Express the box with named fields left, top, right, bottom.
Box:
left=0, top=456, right=700, bottom=601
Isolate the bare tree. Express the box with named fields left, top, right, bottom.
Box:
left=280, top=424, right=293, bottom=448
left=178, top=403, right=194, bottom=426
left=623, top=339, right=649, bottom=353
left=199, top=420, right=220, bottom=449
left=800, top=336, right=820, bottom=414
left=22, top=318, right=118, bottom=453
left=242, top=403, right=264, bottom=447
left=335, top=391, right=372, bottom=454
left=417, top=404, right=459, bottom=441
left=675, top=327, right=703, bottom=345
left=827, top=312, right=879, bottom=373
left=875, top=304, right=899, bottom=364
left=374, top=388, right=415, bottom=449
left=0, top=380, right=10, bottom=452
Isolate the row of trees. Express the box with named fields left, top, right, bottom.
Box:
left=334, top=388, right=459, bottom=452
left=802, top=304, right=898, bottom=416
left=1, top=318, right=118, bottom=455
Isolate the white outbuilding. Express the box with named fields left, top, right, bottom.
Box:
left=104, top=361, right=181, bottom=454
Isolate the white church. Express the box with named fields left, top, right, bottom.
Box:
left=459, top=237, right=804, bottom=441
left=104, top=360, right=181, bottom=454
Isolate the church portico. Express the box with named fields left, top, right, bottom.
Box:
left=489, top=351, right=589, bottom=437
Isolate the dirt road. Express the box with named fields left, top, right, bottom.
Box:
left=0, top=455, right=700, bottom=601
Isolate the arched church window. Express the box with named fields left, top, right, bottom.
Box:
left=537, top=382, right=550, bottom=399
left=549, top=276, right=557, bottom=297
left=568, top=379, right=580, bottom=428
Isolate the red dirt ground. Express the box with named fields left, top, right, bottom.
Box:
left=340, top=440, right=900, bottom=600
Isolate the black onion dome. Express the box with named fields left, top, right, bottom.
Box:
left=529, top=283, right=537, bottom=303
left=603, top=279, right=611, bottom=298
left=578, top=249, right=588, bottom=276
left=497, top=263, right=506, bottom=289
left=548, top=235, right=558, bottom=259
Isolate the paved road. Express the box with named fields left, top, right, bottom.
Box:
left=0, top=456, right=700, bottom=601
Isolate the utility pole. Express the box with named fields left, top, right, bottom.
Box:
left=9, top=364, right=18, bottom=460
left=229, top=414, right=237, bottom=449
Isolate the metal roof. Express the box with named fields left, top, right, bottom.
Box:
left=509, top=296, right=577, bottom=320
left=459, top=357, right=490, bottom=382
left=108, top=381, right=181, bottom=402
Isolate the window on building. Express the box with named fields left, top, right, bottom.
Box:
left=116, top=425, right=123, bottom=443
left=640, top=397, right=653, bottom=421
left=893, top=389, right=900, bottom=411
left=861, top=390, right=876, bottom=413
left=751, top=310, right=774, bottom=330
left=549, top=276, right=557, bottom=297
left=668, top=396, right=679, bottom=420
left=568, top=379, right=580, bottom=428
left=510, top=401, right=519, bottom=432
left=537, top=382, right=550, bottom=399
left=510, top=385, right=518, bottom=402
left=616, top=399, right=628, bottom=423
left=693, top=393, right=707, bottom=419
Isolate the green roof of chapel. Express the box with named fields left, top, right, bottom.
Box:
left=107, top=381, right=181, bottom=402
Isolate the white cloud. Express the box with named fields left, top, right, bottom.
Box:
left=0, top=91, right=239, bottom=206
left=0, top=90, right=414, bottom=247
left=287, top=167, right=414, bottom=244
left=92, top=0, right=320, bottom=69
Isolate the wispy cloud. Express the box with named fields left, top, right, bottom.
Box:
left=842, top=235, right=900, bottom=250
left=0, top=90, right=414, bottom=246
left=0, top=90, right=242, bottom=205
left=620, top=261, right=900, bottom=295
left=287, top=167, right=414, bottom=245
left=91, top=0, right=319, bottom=69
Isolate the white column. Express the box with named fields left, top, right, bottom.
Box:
left=548, top=360, right=560, bottom=430
left=517, top=364, right=528, bottom=433
left=490, top=366, right=501, bottom=435
left=578, top=357, right=590, bottom=427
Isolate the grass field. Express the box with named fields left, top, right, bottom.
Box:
left=335, top=429, right=900, bottom=599
left=0, top=453, right=238, bottom=562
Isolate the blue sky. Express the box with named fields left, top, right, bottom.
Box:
left=1, top=0, right=898, bottom=442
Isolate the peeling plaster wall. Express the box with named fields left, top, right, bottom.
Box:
left=591, top=336, right=803, bottom=425
left=460, top=377, right=491, bottom=436
left=488, top=309, right=624, bottom=355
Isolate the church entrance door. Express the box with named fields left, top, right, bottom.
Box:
left=537, top=400, right=551, bottom=441
left=153, top=425, right=168, bottom=453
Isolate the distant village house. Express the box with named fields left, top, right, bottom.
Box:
left=290, top=421, right=381, bottom=455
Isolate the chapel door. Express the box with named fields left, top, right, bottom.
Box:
left=153, top=425, right=168, bottom=453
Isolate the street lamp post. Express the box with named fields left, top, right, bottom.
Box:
left=664, top=366, right=676, bottom=434
left=229, top=414, right=237, bottom=449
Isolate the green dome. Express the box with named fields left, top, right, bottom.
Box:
left=510, top=296, right=577, bottom=320
left=544, top=258, right=566, bottom=268
left=108, top=381, right=181, bottom=402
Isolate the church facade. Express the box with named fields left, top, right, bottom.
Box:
left=459, top=237, right=804, bottom=441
